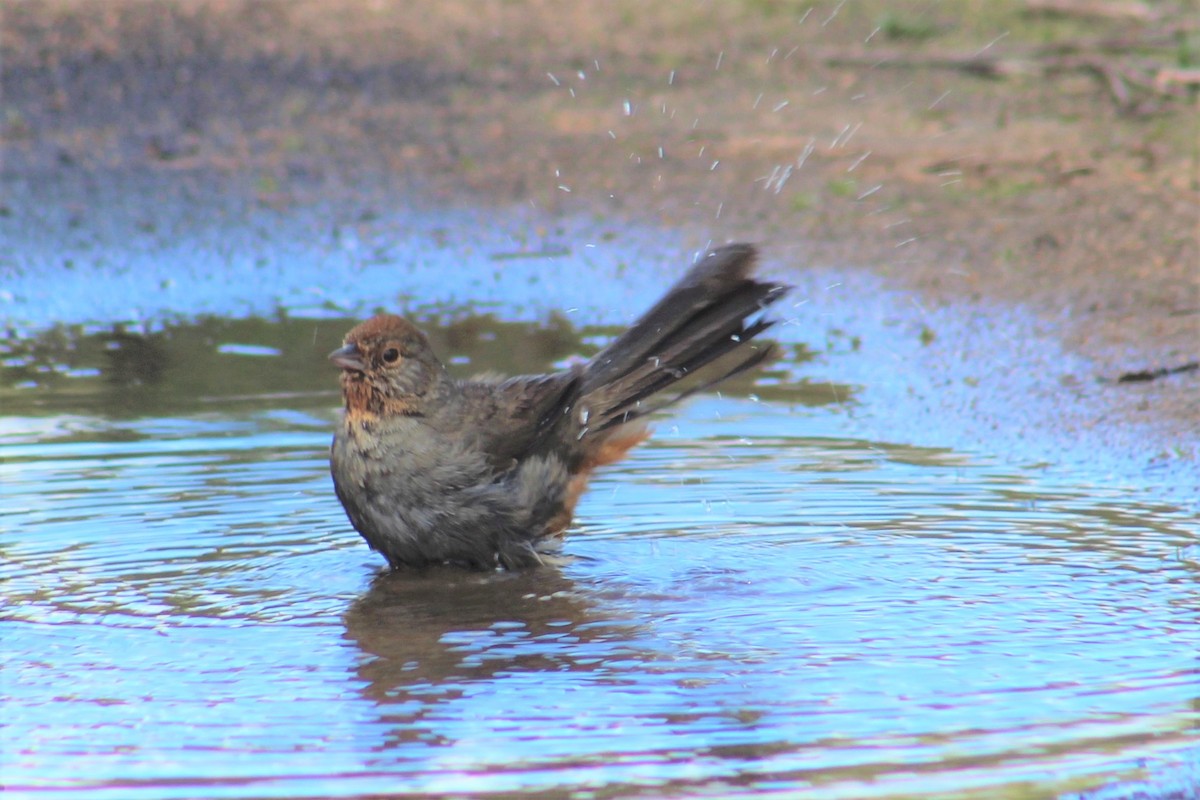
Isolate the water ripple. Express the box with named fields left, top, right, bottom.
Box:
left=3, top=336, right=1197, bottom=799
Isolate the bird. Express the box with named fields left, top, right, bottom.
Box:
left=329, top=243, right=790, bottom=570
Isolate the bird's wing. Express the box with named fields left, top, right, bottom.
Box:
left=457, top=369, right=583, bottom=470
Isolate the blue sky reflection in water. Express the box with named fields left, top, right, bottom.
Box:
left=2, top=306, right=1197, bottom=800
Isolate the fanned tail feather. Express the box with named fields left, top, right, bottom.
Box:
left=578, top=244, right=788, bottom=433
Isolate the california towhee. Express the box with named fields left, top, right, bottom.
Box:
left=329, top=243, right=790, bottom=570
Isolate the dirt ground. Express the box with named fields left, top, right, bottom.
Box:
left=2, top=0, right=1198, bottom=480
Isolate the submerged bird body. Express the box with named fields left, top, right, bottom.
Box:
left=330, top=244, right=789, bottom=570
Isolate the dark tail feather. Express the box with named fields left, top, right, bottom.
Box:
left=595, top=341, right=778, bottom=433
left=589, top=314, right=778, bottom=431
left=582, top=243, right=762, bottom=391
left=580, top=243, right=788, bottom=432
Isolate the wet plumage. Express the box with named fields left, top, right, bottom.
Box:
left=329, top=243, right=790, bottom=570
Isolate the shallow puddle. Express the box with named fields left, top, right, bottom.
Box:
left=2, top=311, right=1197, bottom=799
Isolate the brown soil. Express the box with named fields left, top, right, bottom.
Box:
left=3, top=0, right=1198, bottom=480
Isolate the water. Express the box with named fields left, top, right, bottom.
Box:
left=2, top=312, right=1197, bottom=799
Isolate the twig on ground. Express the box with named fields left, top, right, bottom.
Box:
left=1114, top=362, right=1200, bottom=384
left=815, top=35, right=1199, bottom=115
left=1024, top=0, right=1159, bottom=23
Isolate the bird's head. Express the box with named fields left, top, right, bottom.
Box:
left=330, top=314, right=446, bottom=418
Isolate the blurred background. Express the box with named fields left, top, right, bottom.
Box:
left=2, top=3, right=1198, bottom=800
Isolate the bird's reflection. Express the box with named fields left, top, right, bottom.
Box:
left=343, top=563, right=645, bottom=744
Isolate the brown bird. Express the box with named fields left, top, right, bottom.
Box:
left=329, top=243, right=790, bottom=570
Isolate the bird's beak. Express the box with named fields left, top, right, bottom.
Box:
left=329, top=343, right=366, bottom=371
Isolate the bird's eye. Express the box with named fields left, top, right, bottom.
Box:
left=381, top=348, right=400, bottom=364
